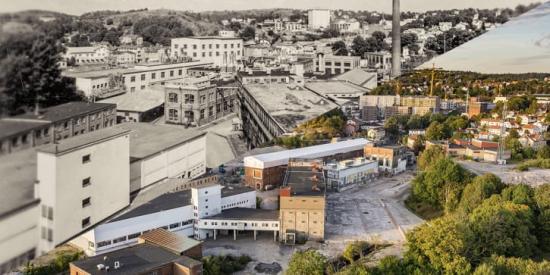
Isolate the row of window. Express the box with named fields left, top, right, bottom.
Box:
left=204, top=221, right=278, bottom=228
left=129, top=69, right=183, bottom=82
left=221, top=199, right=250, bottom=210
left=182, top=51, right=241, bottom=58
left=95, top=219, right=193, bottom=248
left=174, top=43, right=241, bottom=50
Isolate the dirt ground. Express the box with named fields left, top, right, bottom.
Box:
left=202, top=171, right=424, bottom=274
left=458, top=160, right=550, bottom=187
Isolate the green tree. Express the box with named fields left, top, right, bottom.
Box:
left=501, top=184, right=535, bottom=208
left=425, top=121, right=450, bottom=141
left=475, top=255, right=550, bottom=275
left=468, top=196, right=537, bottom=259
left=417, top=145, right=446, bottom=171
left=406, top=216, right=472, bottom=274
left=534, top=184, right=550, bottom=252
left=537, top=145, right=550, bottom=159
left=458, top=173, right=506, bottom=214
left=384, top=116, right=400, bottom=141
left=286, top=250, right=327, bottom=275
left=342, top=241, right=371, bottom=263
left=240, top=26, right=256, bottom=41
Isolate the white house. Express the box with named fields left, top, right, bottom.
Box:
left=324, top=157, right=378, bottom=191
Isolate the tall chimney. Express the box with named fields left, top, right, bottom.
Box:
left=391, top=0, right=401, bottom=78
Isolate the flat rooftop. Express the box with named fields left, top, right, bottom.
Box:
left=285, top=167, right=325, bottom=197
left=0, top=149, right=38, bottom=218
left=332, top=68, right=377, bottom=87
left=64, top=61, right=213, bottom=79
left=70, top=243, right=182, bottom=275
left=0, top=119, right=50, bottom=139
left=244, top=138, right=370, bottom=169
left=305, top=80, right=368, bottom=96
left=113, top=123, right=206, bottom=161
left=110, top=190, right=192, bottom=222
left=37, top=127, right=131, bottom=155
left=140, top=229, right=201, bottom=255
left=8, top=102, right=115, bottom=122
left=202, top=207, right=279, bottom=221
left=98, top=89, right=164, bottom=112
left=242, top=84, right=338, bottom=132
left=221, top=185, right=255, bottom=198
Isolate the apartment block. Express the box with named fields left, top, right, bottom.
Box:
left=164, top=77, right=237, bottom=127
left=0, top=102, right=116, bottom=156
left=170, top=37, right=243, bottom=69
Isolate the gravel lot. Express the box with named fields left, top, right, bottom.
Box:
left=458, top=160, right=550, bottom=187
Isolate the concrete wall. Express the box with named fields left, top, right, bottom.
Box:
left=37, top=133, right=130, bottom=253
left=0, top=205, right=38, bottom=273
left=279, top=196, right=325, bottom=241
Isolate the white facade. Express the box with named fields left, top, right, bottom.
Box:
left=71, top=185, right=256, bottom=255
left=324, top=157, right=378, bottom=192
left=308, top=9, right=331, bottom=30
left=331, top=19, right=360, bottom=33
left=36, top=129, right=130, bottom=253
left=64, top=45, right=111, bottom=65
left=129, top=134, right=207, bottom=193
left=170, top=37, right=243, bottom=68
left=0, top=205, right=39, bottom=273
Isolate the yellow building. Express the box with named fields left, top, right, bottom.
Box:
left=279, top=160, right=326, bottom=244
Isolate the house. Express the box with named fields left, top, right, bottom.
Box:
left=363, top=144, right=408, bottom=174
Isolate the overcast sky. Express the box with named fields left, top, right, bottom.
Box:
left=0, top=0, right=541, bottom=15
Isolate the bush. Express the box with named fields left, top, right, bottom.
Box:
left=202, top=254, right=251, bottom=275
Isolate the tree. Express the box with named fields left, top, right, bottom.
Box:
left=332, top=40, right=348, bottom=56
left=372, top=31, right=386, bottom=41
left=286, top=250, right=327, bottom=275
left=412, top=158, right=471, bottom=212
left=351, top=36, right=367, bottom=57
left=321, top=27, right=340, bottom=38
left=534, top=184, right=550, bottom=252
left=501, top=184, right=535, bottom=209
left=475, top=255, right=550, bottom=275
left=417, top=145, right=446, bottom=171
left=425, top=121, right=450, bottom=141
left=468, top=196, right=538, bottom=259
left=401, top=33, right=418, bottom=49
left=537, top=145, right=550, bottom=159
left=458, top=173, right=505, bottom=214
left=342, top=241, right=371, bottom=263
left=240, top=26, right=256, bottom=41
left=384, top=116, right=400, bottom=141
left=0, top=31, right=82, bottom=115
left=406, top=216, right=472, bottom=274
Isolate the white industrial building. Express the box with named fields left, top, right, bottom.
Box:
left=170, top=37, right=243, bottom=69
left=71, top=184, right=256, bottom=256
left=36, top=128, right=131, bottom=253
left=112, top=123, right=208, bottom=194
left=324, top=157, right=378, bottom=192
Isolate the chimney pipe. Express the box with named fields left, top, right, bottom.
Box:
left=391, top=0, right=401, bottom=78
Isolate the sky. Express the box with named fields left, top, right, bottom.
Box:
left=0, top=0, right=541, bottom=15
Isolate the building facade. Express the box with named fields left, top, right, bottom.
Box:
left=308, top=9, right=331, bottom=30
left=324, top=157, right=378, bottom=191
left=170, top=37, right=243, bottom=69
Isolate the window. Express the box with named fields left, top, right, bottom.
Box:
left=82, top=197, right=91, bottom=208
left=184, top=94, right=195, bottom=104
left=193, top=44, right=197, bottom=49
left=82, top=154, right=91, bottom=163
left=130, top=76, right=136, bottom=82
left=170, top=70, right=174, bottom=77
left=141, top=74, right=145, bottom=80
left=168, top=109, right=178, bottom=121
left=82, top=177, right=91, bottom=187
left=151, top=73, right=156, bottom=79
left=97, top=240, right=111, bottom=248
left=178, top=69, right=183, bottom=76
left=128, top=232, right=141, bottom=240
left=141, top=85, right=145, bottom=90
left=112, top=236, right=127, bottom=244
left=344, top=62, right=351, bottom=67
left=82, top=217, right=91, bottom=228
left=161, top=72, right=165, bottom=78
left=170, top=222, right=181, bottom=229
left=168, top=93, right=178, bottom=103
left=130, top=87, right=135, bottom=92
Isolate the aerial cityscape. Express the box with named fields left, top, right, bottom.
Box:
left=0, top=0, right=549, bottom=274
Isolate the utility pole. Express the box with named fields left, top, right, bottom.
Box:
left=391, top=0, right=401, bottom=78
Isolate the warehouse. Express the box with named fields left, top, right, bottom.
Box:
left=243, top=138, right=370, bottom=190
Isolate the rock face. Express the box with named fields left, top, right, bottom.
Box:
left=254, top=262, right=282, bottom=274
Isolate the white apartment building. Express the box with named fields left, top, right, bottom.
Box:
left=170, top=37, right=243, bottom=69
left=66, top=61, right=212, bottom=98
left=64, top=45, right=111, bottom=65
left=71, top=184, right=256, bottom=256
left=36, top=128, right=131, bottom=253
left=324, top=157, right=378, bottom=192
left=308, top=9, right=331, bottom=30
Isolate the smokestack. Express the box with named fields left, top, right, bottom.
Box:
left=392, top=0, right=401, bottom=78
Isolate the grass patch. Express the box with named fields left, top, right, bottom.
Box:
left=405, top=196, right=443, bottom=220
left=516, top=158, right=550, bottom=171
